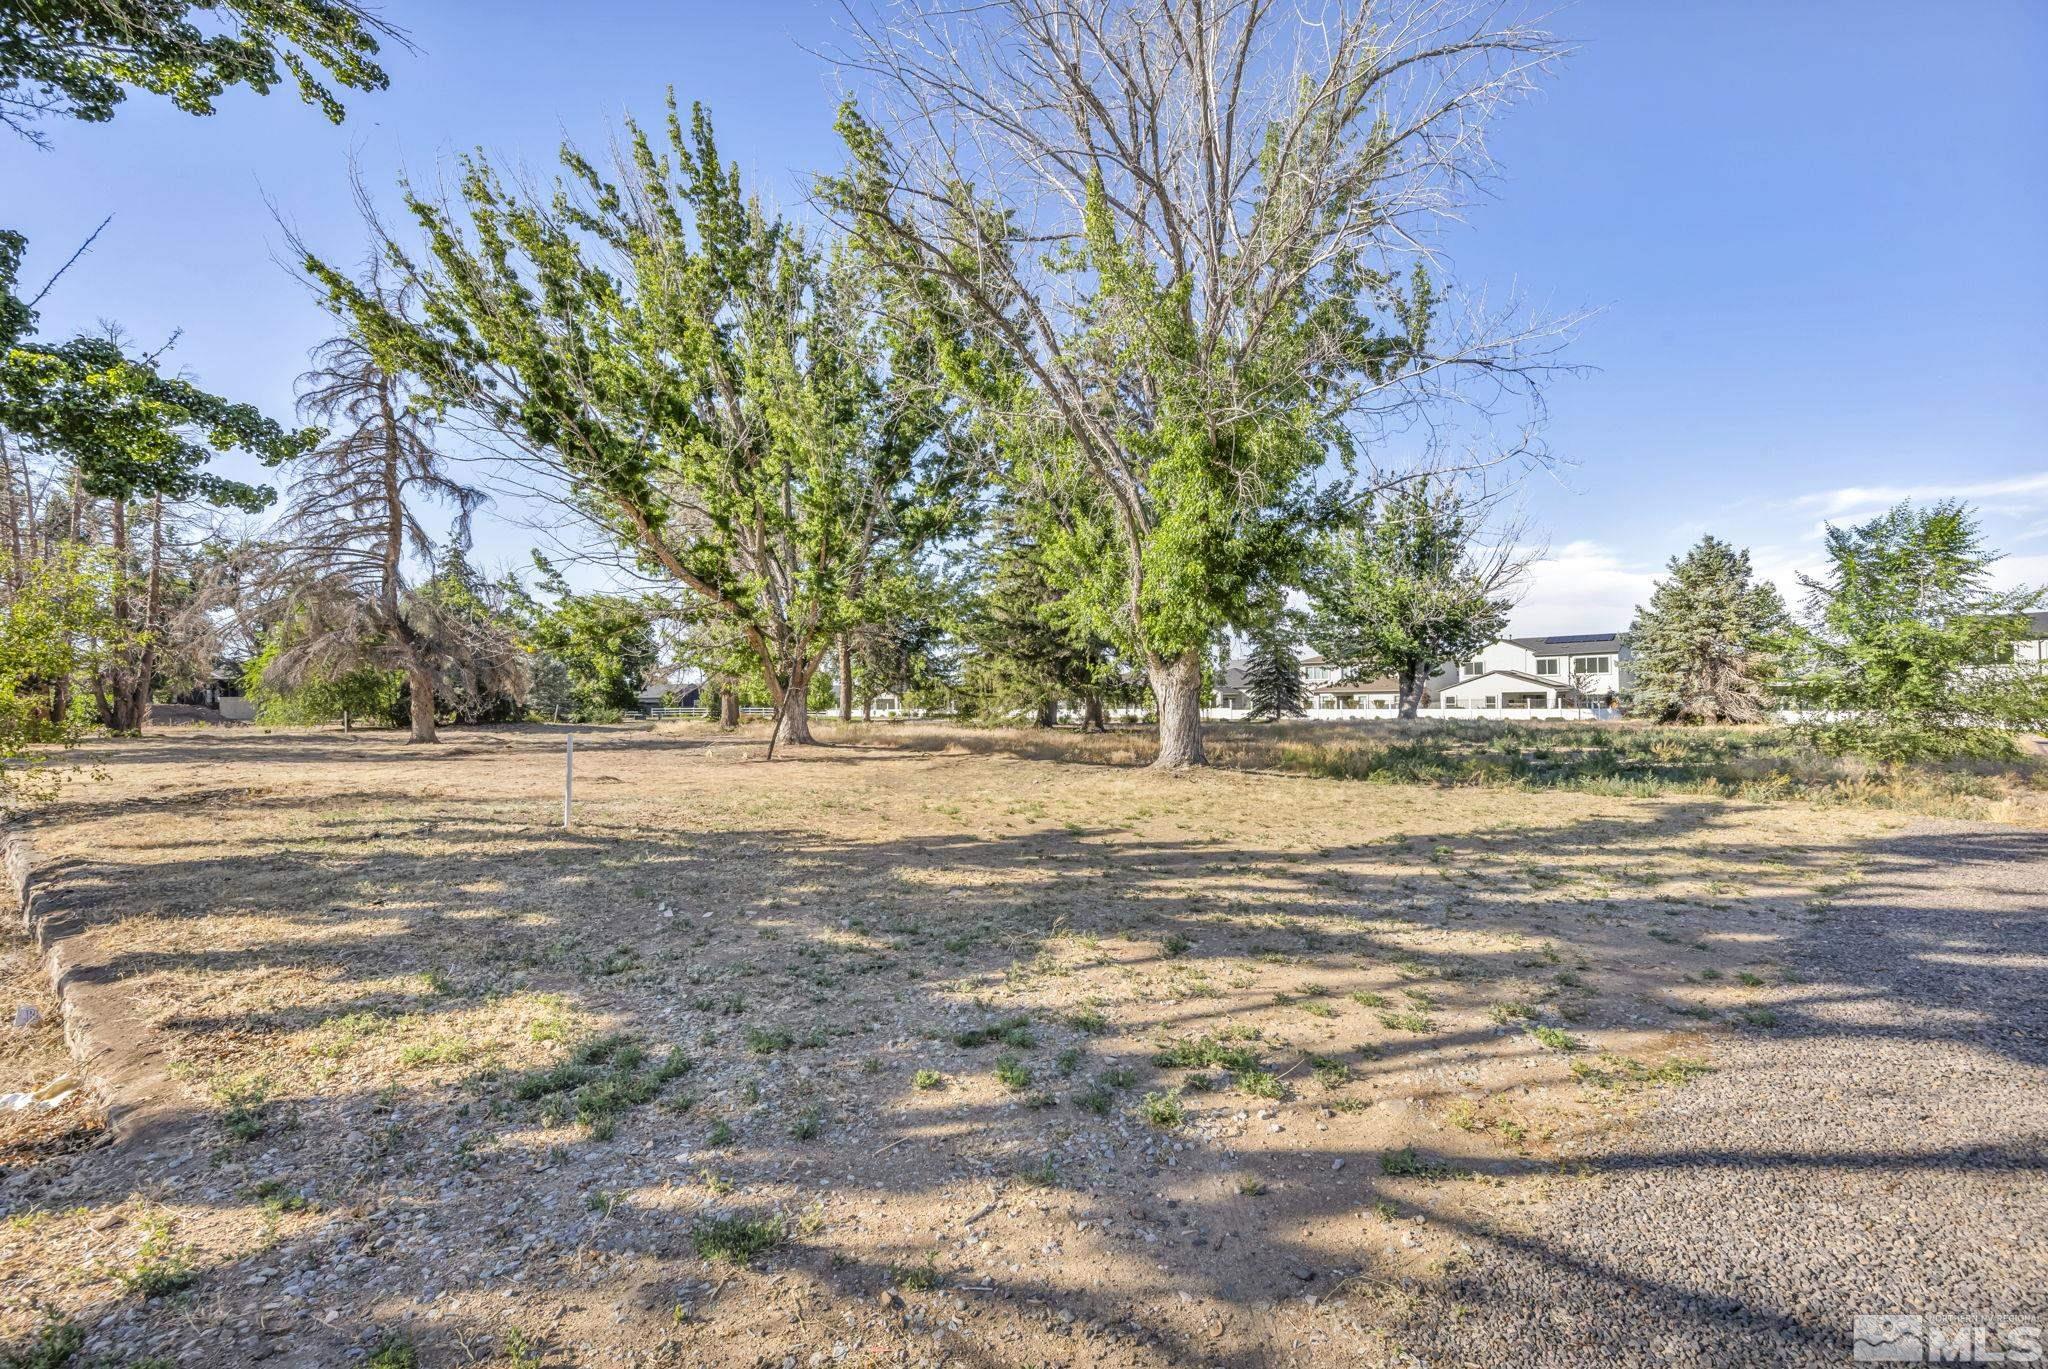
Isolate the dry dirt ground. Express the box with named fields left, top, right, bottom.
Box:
left=0, top=723, right=2038, bottom=1367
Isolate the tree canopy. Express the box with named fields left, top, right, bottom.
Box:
left=1, top=0, right=398, bottom=144
left=1303, top=481, right=1518, bottom=717
left=1626, top=536, right=1788, bottom=724
left=305, top=97, right=968, bottom=745
left=823, top=0, right=1565, bottom=763
left=1791, top=501, right=2047, bottom=760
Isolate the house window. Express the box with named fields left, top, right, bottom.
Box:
left=1571, top=655, right=1612, bottom=675
left=1462, top=661, right=1482, bottom=676
left=1485, top=696, right=1497, bottom=709
left=1535, top=657, right=1560, bottom=676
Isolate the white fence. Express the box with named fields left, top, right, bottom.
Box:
left=1201, top=705, right=1621, bottom=723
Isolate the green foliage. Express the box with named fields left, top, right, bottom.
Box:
left=690, top=1214, right=785, bottom=1266
left=411, top=551, right=526, bottom=723
left=1304, top=480, right=1512, bottom=715
left=957, top=505, right=1126, bottom=723
left=507, top=554, right=656, bottom=721
left=247, top=631, right=399, bottom=727
left=1790, top=501, right=2047, bottom=761
left=849, top=564, right=958, bottom=714
left=0, top=544, right=109, bottom=809
left=306, top=97, right=964, bottom=733
left=0, top=0, right=394, bottom=145
left=1626, top=536, right=1788, bottom=723
left=0, top=1313, right=83, bottom=1369
left=823, top=2, right=1555, bottom=762
left=1, top=331, right=305, bottom=513
left=1242, top=621, right=1306, bottom=721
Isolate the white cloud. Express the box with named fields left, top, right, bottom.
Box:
left=1509, top=540, right=1659, bottom=636
left=1788, top=472, right=2048, bottom=519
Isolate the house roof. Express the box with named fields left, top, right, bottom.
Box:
left=1444, top=669, right=1566, bottom=692
left=1508, top=632, right=1623, bottom=652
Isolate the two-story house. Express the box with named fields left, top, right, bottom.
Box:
left=1437, top=632, right=1630, bottom=711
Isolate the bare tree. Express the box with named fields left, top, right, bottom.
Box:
left=266, top=309, right=524, bottom=741
left=826, top=0, right=1573, bottom=765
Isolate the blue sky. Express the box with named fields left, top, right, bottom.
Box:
left=6, top=0, right=2044, bottom=633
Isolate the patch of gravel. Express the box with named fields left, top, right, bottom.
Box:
left=1397, top=821, right=2048, bottom=1367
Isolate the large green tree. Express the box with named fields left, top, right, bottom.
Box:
left=1, top=336, right=309, bottom=727
left=1791, top=500, right=2047, bottom=760
left=1, top=0, right=398, bottom=144
left=1626, top=535, right=1788, bottom=724
left=1303, top=481, right=1519, bottom=717
left=306, top=99, right=965, bottom=746
left=824, top=0, right=1564, bottom=765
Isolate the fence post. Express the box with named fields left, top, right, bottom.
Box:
left=563, top=732, right=574, bottom=829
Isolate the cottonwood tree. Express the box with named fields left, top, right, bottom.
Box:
left=263, top=313, right=523, bottom=742
left=1791, top=500, right=2047, bottom=761
left=1303, top=480, right=1521, bottom=717
left=1626, top=535, right=1787, bottom=724
left=306, top=100, right=965, bottom=746
left=1, top=0, right=401, bottom=145
left=825, top=0, right=1568, bottom=765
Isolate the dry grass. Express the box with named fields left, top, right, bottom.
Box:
left=870, top=718, right=2048, bottom=823
left=0, top=723, right=1943, bottom=1364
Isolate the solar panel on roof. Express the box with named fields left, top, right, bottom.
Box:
left=1541, top=633, right=1619, bottom=645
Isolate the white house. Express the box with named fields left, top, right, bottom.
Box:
left=1445, top=632, right=1630, bottom=708
left=2006, top=612, right=2048, bottom=672
left=1206, top=632, right=1632, bottom=720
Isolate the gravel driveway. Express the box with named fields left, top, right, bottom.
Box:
left=1397, top=820, right=2048, bottom=1367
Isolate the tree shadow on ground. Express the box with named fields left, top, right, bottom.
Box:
left=3, top=733, right=2042, bottom=1365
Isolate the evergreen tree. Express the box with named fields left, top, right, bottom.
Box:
left=957, top=506, right=1127, bottom=729
left=1243, top=629, right=1306, bottom=721
left=1626, top=536, right=1788, bottom=723
left=264, top=312, right=522, bottom=742
left=1790, top=500, right=2048, bottom=760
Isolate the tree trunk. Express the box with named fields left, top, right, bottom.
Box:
left=342, top=709, right=353, bottom=733
left=838, top=634, right=854, bottom=722
left=126, top=494, right=165, bottom=732
left=406, top=665, right=439, bottom=743
left=1148, top=650, right=1207, bottom=768
left=1398, top=665, right=1424, bottom=720
left=1082, top=695, right=1106, bottom=733
left=773, top=660, right=816, bottom=747
left=719, top=689, right=739, bottom=729
left=1033, top=699, right=1058, bottom=728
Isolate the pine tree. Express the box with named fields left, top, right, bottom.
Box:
left=1244, top=630, right=1306, bottom=721
left=1789, top=502, right=2047, bottom=760
left=1626, top=536, right=1789, bottom=724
